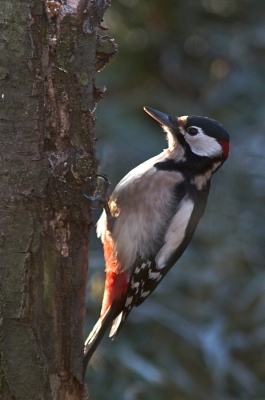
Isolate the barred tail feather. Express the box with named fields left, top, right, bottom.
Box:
left=83, top=301, right=118, bottom=376
left=109, top=311, right=124, bottom=338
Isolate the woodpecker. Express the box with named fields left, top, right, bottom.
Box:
left=84, top=107, right=230, bottom=373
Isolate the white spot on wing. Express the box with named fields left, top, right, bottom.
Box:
left=148, top=271, right=162, bottom=280
left=131, top=282, right=140, bottom=290
left=183, top=127, right=222, bottom=157
left=125, top=296, right=133, bottom=307
left=140, top=290, right=150, bottom=298
left=155, top=197, right=194, bottom=269
left=135, top=263, right=147, bottom=274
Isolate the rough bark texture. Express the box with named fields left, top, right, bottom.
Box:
left=0, top=0, right=116, bottom=398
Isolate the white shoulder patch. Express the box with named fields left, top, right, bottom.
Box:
left=155, top=197, right=194, bottom=269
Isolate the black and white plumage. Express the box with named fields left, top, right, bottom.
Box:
left=84, top=107, right=230, bottom=372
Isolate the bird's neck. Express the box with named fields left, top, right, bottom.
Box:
left=155, top=150, right=223, bottom=190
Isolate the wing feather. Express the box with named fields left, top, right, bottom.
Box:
left=110, top=183, right=210, bottom=337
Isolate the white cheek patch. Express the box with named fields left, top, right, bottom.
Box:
left=155, top=197, right=194, bottom=269
left=184, top=127, right=223, bottom=157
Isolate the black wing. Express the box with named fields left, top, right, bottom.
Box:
left=109, top=256, right=165, bottom=338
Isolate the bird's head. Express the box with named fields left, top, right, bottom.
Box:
left=144, top=107, right=230, bottom=161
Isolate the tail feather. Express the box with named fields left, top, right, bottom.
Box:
left=109, top=311, right=123, bottom=338
left=83, top=301, right=118, bottom=376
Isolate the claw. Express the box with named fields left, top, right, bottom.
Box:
left=83, top=174, right=111, bottom=217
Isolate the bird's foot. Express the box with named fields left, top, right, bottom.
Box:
left=83, top=173, right=112, bottom=217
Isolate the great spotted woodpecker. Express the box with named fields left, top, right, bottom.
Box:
left=84, top=107, right=230, bottom=373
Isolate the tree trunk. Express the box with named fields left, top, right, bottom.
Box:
left=0, top=0, right=115, bottom=398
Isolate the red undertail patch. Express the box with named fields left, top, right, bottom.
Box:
left=100, top=234, right=128, bottom=316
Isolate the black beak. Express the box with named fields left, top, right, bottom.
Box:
left=144, top=107, right=179, bottom=129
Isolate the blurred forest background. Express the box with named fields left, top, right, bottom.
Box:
left=85, top=0, right=265, bottom=399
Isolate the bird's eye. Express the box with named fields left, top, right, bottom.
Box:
left=187, top=127, right=199, bottom=136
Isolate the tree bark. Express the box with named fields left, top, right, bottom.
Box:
left=0, top=1, right=115, bottom=398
